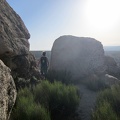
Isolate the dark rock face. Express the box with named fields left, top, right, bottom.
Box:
left=0, top=0, right=40, bottom=80
left=0, top=60, right=17, bottom=120
left=50, top=36, right=106, bottom=79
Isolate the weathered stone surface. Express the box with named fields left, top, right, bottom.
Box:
left=0, top=0, right=40, bottom=80
left=50, top=35, right=106, bottom=79
left=105, top=56, right=120, bottom=79
left=11, top=52, right=39, bottom=78
left=0, top=0, right=30, bottom=56
left=0, top=59, right=16, bottom=120
left=0, top=1, right=41, bottom=119
left=104, top=74, right=120, bottom=86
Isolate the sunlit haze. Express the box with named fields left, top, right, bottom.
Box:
left=7, top=0, right=120, bottom=50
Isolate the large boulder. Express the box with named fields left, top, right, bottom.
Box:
left=0, top=0, right=40, bottom=79
left=0, top=60, right=16, bottom=120
left=50, top=35, right=106, bottom=79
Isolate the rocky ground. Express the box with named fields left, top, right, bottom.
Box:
left=76, top=84, right=98, bottom=120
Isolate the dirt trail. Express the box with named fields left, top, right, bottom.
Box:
left=76, top=84, right=98, bottom=120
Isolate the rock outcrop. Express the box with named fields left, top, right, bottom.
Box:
left=104, top=74, right=120, bottom=86
left=0, top=0, right=40, bottom=80
left=0, top=0, right=30, bottom=56
left=0, top=1, right=40, bottom=119
left=0, top=60, right=16, bottom=120
left=105, top=56, right=120, bottom=79
left=50, top=35, right=106, bottom=79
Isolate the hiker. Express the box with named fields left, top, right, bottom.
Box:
left=38, top=51, right=49, bottom=79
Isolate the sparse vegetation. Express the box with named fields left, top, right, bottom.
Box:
left=92, top=84, right=120, bottom=120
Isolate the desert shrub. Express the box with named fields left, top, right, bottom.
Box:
left=92, top=85, right=120, bottom=120
left=97, top=85, right=120, bottom=116
left=16, top=87, right=33, bottom=99
left=10, top=87, right=51, bottom=120
left=92, top=101, right=118, bottom=120
left=11, top=80, right=79, bottom=120
left=47, top=70, right=72, bottom=84
left=33, top=80, right=80, bottom=120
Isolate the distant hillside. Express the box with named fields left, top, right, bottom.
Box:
left=104, top=46, right=120, bottom=51
left=30, top=46, right=120, bottom=61
left=31, top=50, right=120, bottom=67
left=30, top=51, right=51, bottom=60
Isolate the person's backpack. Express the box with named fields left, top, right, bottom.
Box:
left=41, top=56, right=47, bottom=66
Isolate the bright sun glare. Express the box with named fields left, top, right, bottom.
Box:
left=84, top=0, right=120, bottom=32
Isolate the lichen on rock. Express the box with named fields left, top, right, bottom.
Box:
left=0, top=59, right=17, bottom=120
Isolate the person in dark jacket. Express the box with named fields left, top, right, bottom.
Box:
left=38, top=51, right=49, bottom=78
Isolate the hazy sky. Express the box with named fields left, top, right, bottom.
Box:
left=7, top=0, right=120, bottom=50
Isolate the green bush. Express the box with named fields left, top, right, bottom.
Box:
left=11, top=80, right=80, bottom=120
left=10, top=87, right=51, bottom=120
left=16, top=87, right=33, bottom=99
left=92, top=85, right=120, bottom=120
left=97, top=85, right=120, bottom=116
left=47, top=70, right=72, bottom=84
left=92, top=101, right=118, bottom=120
left=33, top=80, right=80, bottom=120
